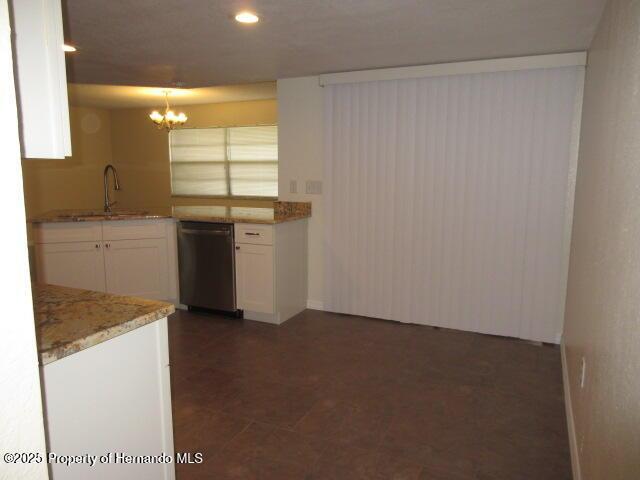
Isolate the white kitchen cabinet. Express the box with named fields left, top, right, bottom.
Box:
left=234, top=220, right=307, bottom=324
left=11, top=0, right=71, bottom=159
left=41, top=318, right=175, bottom=480
left=33, top=219, right=179, bottom=304
left=235, top=243, right=274, bottom=314
left=35, top=241, right=106, bottom=292
left=104, top=238, right=169, bottom=300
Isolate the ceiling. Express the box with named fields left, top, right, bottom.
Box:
left=63, top=0, right=606, bottom=88
left=67, top=82, right=276, bottom=109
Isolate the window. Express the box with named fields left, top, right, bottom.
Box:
left=169, top=125, right=278, bottom=197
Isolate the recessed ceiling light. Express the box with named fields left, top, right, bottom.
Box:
left=63, top=44, right=77, bottom=52
left=235, top=11, right=259, bottom=23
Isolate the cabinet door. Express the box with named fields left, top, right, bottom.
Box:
left=35, top=242, right=106, bottom=292
left=235, top=244, right=274, bottom=313
left=104, top=239, right=169, bottom=300
left=12, top=0, right=71, bottom=158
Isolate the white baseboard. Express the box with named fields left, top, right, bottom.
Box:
left=306, top=300, right=324, bottom=310
left=561, top=339, right=581, bottom=480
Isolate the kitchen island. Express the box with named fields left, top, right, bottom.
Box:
left=34, top=284, right=176, bottom=480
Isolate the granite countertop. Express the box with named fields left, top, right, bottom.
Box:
left=29, top=208, right=173, bottom=223
left=29, top=201, right=311, bottom=225
left=172, top=202, right=311, bottom=224
left=33, top=284, right=175, bottom=365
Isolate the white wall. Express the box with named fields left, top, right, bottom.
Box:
left=0, top=0, right=49, bottom=478
left=277, top=77, right=325, bottom=307
left=563, top=0, right=640, bottom=478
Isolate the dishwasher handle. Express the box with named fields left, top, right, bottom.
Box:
left=180, top=228, right=231, bottom=236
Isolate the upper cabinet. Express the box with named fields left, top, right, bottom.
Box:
left=11, top=0, right=71, bottom=159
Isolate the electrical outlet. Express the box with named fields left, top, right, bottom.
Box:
left=580, top=356, right=587, bottom=389
left=289, top=180, right=297, bottom=194
left=305, top=180, right=323, bottom=195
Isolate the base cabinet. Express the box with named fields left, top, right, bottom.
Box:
left=41, top=318, right=175, bottom=480
left=234, top=220, right=307, bottom=324
left=33, top=220, right=178, bottom=303
left=35, top=241, right=106, bottom=292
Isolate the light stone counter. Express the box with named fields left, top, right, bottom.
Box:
left=28, top=201, right=312, bottom=225
left=172, top=202, right=311, bottom=224
left=33, top=284, right=175, bottom=365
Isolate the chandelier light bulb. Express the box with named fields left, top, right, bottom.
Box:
left=148, top=92, right=188, bottom=131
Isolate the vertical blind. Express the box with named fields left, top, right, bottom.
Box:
left=324, top=67, right=582, bottom=343
left=170, top=125, right=278, bottom=197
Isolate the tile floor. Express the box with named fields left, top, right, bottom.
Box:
left=169, top=308, right=571, bottom=479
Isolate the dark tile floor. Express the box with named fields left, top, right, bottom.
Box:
left=168, top=308, right=571, bottom=480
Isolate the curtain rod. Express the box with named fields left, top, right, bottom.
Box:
left=318, top=52, right=587, bottom=87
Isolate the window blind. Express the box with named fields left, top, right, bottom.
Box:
left=169, top=125, right=278, bottom=197
left=324, top=66, right=583, bottom=343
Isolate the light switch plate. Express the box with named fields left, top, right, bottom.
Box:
left=305, top=180, right=323, bottom=195
left=289, top=180, right=297, bottom=194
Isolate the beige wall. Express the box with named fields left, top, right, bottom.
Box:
left=110, top=99, right=277, bottom=209
left=563, top=0, right=640, bottom=478
left=21, top=106, right=113, bottom=218
left=21, top=99, right=277, bottom=218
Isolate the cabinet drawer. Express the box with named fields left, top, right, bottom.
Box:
left=234, top=223, right=273, bottom=245
left=33, top=222, right=102, bottom=244
left=102, top=220, right=167, bottom=241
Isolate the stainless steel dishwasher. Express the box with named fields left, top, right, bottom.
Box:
left=177, top=221, right=236, bottom=312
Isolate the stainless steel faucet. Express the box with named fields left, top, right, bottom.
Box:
left=103, top=164, right=121, bottom=213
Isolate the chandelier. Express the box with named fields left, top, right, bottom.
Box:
left=149, top=91, right=187, bottom=131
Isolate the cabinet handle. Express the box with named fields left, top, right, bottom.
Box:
left=105, top=243, right=110, bottom=249
left=235, top=246, right=240, bottom=250
left=180, top=228, right=230, bottom=236
left=95, top=243, right=100, bottom=249
left=244, top=232, right=260, bottom=236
